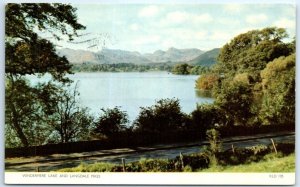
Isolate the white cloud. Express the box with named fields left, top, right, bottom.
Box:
left=274, top=18, right=295, bottom=29
left=165, top=11, right=189, bottom=24
left=218, top=18, right=240, bottom=26
left=133, top=35, right=161, bottom=46
left=223, top=4, right=244, bottom=13
left=246, top=14, right=268, bottom=24
left=168, top=29, right=207, bottom=41
left=193, top=13, right=213, bottom=24
left=129, top=23, right=140, bottom=31
left=138, top=6, right=160, bottom=18
left=161, top=39, right=176, bottom=49
left=281, top=5, right=296, bottom=18
left=194, top=31, right=208, bottom=40
left=160, top=11, right=213, bottom=26
left=209, top=31, right=231, bottom=41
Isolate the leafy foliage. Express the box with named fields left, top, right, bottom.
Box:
left=72, top=63, right=172, bottom=73
left=197, top=27, right=295, bottom=127
left=195, top=73, right=219, bottom=90
left=260, top=54, right=295, bottom=125
left=5, top=77, right=52, bottom=147
left=172, top=63, right=209, bottom=75
left=190, top=104, right=225, bottom=136
left=215, top=27, right=291, bottom=77
left=205, top=129, right=222, bottom=166
left=133, top=98, right=187, bottom=133
left=5, top=3, right=85, bottom=147
left=215, top=80, right=253, bottom=125
left=6, top=3, right=85, bottom=81
left=93, top=107, right=129, bottom=137
left=42, top=83, right=94, bottom=143
left=172, top=63, right=192, bottom=75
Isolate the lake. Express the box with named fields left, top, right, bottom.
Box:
left=71, top=72, right=213, bottom=121
left=29, top=72, right=213, bottom=122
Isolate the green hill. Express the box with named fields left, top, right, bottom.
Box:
left=189, top=48, right=220, bottom=67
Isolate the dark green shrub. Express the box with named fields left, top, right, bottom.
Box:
left=127, top=158, right=174, bottom=172
left=182, top=153, right=210, bottom=170
left=275, top=143, right=295, bottom=155
left=191, top=104, right=226, bottom=138
left=133, top=98, right=186, bottom=133
left=93, top=107, right=129, bottom=137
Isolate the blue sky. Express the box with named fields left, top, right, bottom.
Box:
left=58, top=4, right=295, bottom=53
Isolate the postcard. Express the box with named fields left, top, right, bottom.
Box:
left=4, top=1, right=295, bottom=185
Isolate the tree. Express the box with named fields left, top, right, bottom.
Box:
left=134, top=99, right=186, bottom=133
left=195, top=73, right=219, bottom=90
left=215, top=80, right=253, bottom=126
left=201, top=27, right=294, bottom=127
left=5, top=3, right=85, bottom=147
left=93, top=107, right=129, bottom=137
left=215, top=27, right=290, bottom=80
left=215, top=27, right=292, bottom=83
left=172, top=63, right=192, bottom=75
left=260, top=54, right=295, bottom=125
left=190, top=104, right=226, bottom=138
left=5, top=77, right=52, bottom=147
left=6, top=3, right=85, bottom=81
left=189, top=65, right=209, bottom=75
left=41, top=83, right=94, bottom=143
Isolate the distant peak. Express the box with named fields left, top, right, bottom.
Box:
left=167, top=47, right=178, bottom=51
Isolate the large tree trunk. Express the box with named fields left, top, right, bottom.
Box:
left=6, top=75, right=29, bottom=147
left=9, top=102, right=29, bottom=147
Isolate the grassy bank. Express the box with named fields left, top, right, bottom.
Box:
left=201, top=153, right=295, bottom=172
left=56, top=143, right=295, bottom=172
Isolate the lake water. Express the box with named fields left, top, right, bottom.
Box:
left=71, top=72, right=213, bottom=121
left=29, top=72, right=213, bottom=121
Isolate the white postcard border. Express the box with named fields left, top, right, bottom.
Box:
left=4, top=172, right=295, bottom=185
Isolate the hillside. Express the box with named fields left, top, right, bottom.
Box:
left=57, top=47, right=204, bottom=64
left=144, top=47, right=204, bottom=63
left=188, top=48, right=220, bottom=67
left=57, top=48, right=98, bottom=64
left=97, top=49, right=152, bottom=64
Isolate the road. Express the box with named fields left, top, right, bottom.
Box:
left=5, top=133, right=294, bottom=172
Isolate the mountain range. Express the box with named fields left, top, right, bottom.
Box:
left=57, top=47, right=220, bottom=66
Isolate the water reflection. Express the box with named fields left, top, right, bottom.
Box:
left=195, top=89, right=213, bottom=99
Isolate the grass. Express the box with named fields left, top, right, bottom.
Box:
left=55, top=143, right=295, bottom=172
left=58, top=162, right=116, bottom=172
left=56, top=152, right=295, bottom=172
left=200, top=153, right=295, bottom=172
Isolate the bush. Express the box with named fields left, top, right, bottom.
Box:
left=133, top=98, right=187, bottom=133
left=93, top=107, right=129, bottom=137
left=191, top=105, right=225, bottom=138
left=181, top=153, right=210, bottom=170
left=215, top=80, right=253, bottom=125
left=183, top=165, right=193, bottom=172
left=128, top=158, right=174, bottom=172
left=195, top=73, right=219, bottom=90
left=204, top=129, right=222, bottom=166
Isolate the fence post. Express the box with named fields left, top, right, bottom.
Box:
left=270, top=138, right=277, bottom=154
left=179, top=152, right=184, bottom=170
left=121, top=158, right=126, bottom=172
